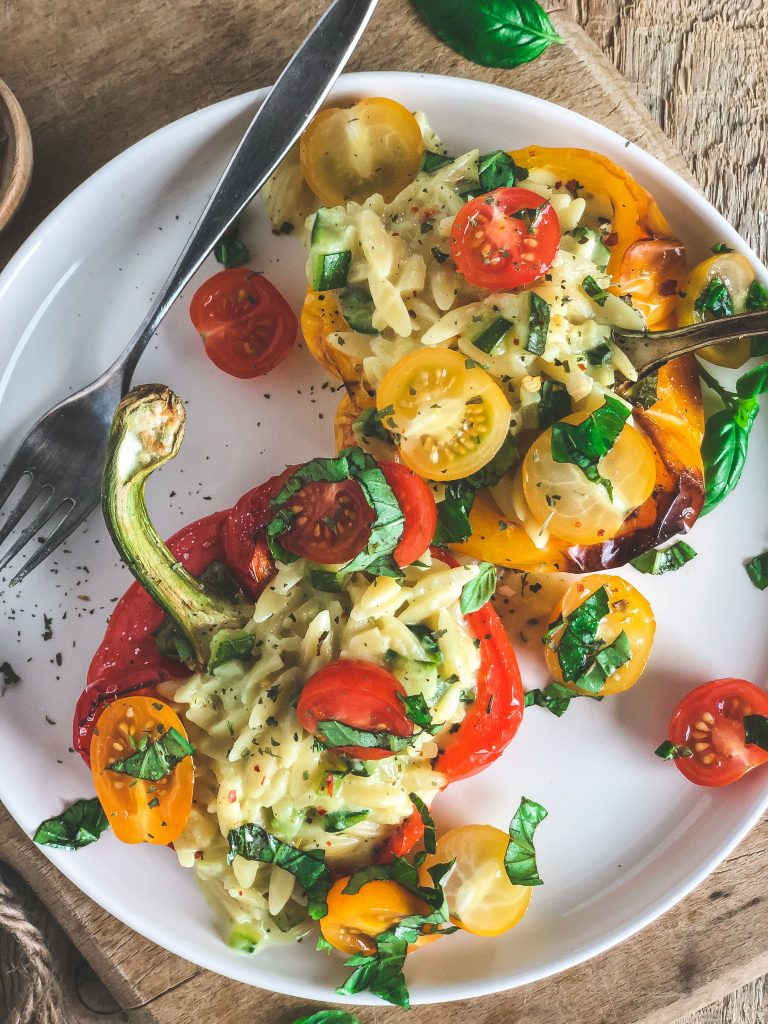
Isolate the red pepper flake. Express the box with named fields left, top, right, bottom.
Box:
left=604, top=232, right=619, bottom=247
left=194, top=850, right=203, bottom=859
left=228, top=789, right=237, bottom=803
left=564, top=178, right=583, bottom=196
left=317, top=808, right=327, bottom=816
left=659, top=278, right=678, bottom=296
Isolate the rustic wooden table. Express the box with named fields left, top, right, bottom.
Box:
left=0, top=0, right=766, bottom=1022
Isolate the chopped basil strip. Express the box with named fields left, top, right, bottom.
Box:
left=107, top=727, right=195, bottom=781
left=406, top=624, right=444, bottom=664
left=629, top=372, right=659, bottom=410
left=465, top=436, right=519, bottom=489
left=550, top=396, right=629, bottom=498
left=316, top=720, right=412, bottom=753
left=433, top=480, right=475, bottom=544
left=398, top=692, right=438, bottom=733
left=744, top=714, right=768, bottom=751
left=573, top=631, right=631, bottom=695
left=694, top=277, right=733, bottom=319
left=544, top=585, right=611, bottom=684
left=338, top=287, right=377, bottom=335
left=267, top=448, right=404, bottom=578
left=338, top=857, right=456, bottom=1008
left=293, top=1013, right=361, bottom=1024
left=227, top=824, right=331, bottom=919
left=34, top=797, right=109, bottom=850
left=309, top=568, right=346, bottom=593
left=517, top=203, right=547, bottom=234
left=630, top=541, right=697, bottom=576
left=538, top=380, right=572, bottom=430
left=504, top=797, right=548, bottom=886
left=430, top=246, right=450, bottom=263
left=654, top=740, right=693, bottom=760
left=746, top=280, right=768, bottom=356
left=421, top=150, right=453, bottom=174
left=474, top=317, right=513, bottom=355
left=526, top=293, right=550, bottom=355
left=460, top=562, right=497, bottom=614
left=478, top=149, right=528, bottom=190
left=409, top=792, right=437, bottom=855
left=582, top=275, right=610, bottom=306
left=587, top=342, right=611, bottom=366
left=746, top=551, right=768, bottom=591
left=213, top=220, right=251, bottom=269
left=524, top=681, right=578, bottom=717
left=323, top=809, right=370, bottom=833
left=353, top=407, right=393, bottom=444
left=208, top=631, right=256, bottom=671
left=316, top=934, right=334, bottom=954
left=711, top=242, right=734, bottom=254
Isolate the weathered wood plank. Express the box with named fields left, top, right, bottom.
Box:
left=0, top=1, right=766, bottom=1022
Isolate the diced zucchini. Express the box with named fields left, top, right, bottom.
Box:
left=228, top=924, right=265, bottom=953
left=338, top=288, right=377, bottom=334
left=311, top=251, right=351, bottom=291
left=307, top=207, right=356, bottom=291
left=389, top=655, right=440, bottom=704
left=562, top=227, right=611, bottom=271
left=473, top=317, right=514, bottom=355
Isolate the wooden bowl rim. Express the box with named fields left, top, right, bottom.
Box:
left=0, top=78, right=33, bottom=232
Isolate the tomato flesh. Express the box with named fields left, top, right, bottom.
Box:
left=189, top=268, right=297, bottom=379
left=379, top=461, right=437, bottom=567
left=297, top=659, right=413, bottom=759
left=90, top=696, right=194, bottom=844
left=279, top=479, right=375, bottom=564
left=668, top=678, right=768, bottom=787
left=450, top=187, right=561, bottom=290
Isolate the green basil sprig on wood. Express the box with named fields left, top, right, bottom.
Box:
left=411, top=0, right=563, bottom=69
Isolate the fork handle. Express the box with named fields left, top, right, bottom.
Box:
left=106, top=0, right=379, bottom=389
left=615, top=308, right=768, bottom=380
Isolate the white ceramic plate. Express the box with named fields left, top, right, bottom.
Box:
left=0, top=72, right=766, bottom=1006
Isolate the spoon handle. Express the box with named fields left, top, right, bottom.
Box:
left=613, top=308, right=768, bottom=381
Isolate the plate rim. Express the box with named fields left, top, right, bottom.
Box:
left=0, top=68, right=767, bottom=1005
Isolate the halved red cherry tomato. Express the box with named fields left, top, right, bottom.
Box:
left=279, top=480, right=375, bottom=563
left=297, top=659, right=413, bottom=760
left=379, top=461, right=437, bottom=567
left=430, top=548, right=524, bottom=782
left=223, top=467, right=296, bottom=595
left=90, top=696, right=194, bottom=844
left=667, top=678, right=768, bottom=787
left=189, top=268, right=297, bottom=379
left=450, top=188, right=560, bottom=291
left=74, top=511, right=228, bottom=762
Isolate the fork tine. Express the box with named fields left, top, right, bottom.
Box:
left=0, top=481, right=52, bottom=550
left=8, top=500, right=93, bottom=587
left=0, top=455, right=30, bottom=512
left=0, top=494, right=64, bottom=573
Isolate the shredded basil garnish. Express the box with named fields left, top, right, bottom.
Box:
left=630, top=541, right=697, bottom=576
left=323, top=810, right=370, bottom=833
left=746, top=551, right=768, bottom=591
left=34, top=797, right=109, bottom=850
left=504, top=797, right=548, bottom=886
left=582, top=275, right=610, bottom=306
left=526, top=292, right=550, bottom=355
left=654, top=740, right=693, bottom=760
left=538, top=380, right=572, bottom=430
left=550, top=396, right=629, bottom=499
left=106, top=727, right=195, bottom=781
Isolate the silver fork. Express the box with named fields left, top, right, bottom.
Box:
left=0, top=0, right=378, bottom=587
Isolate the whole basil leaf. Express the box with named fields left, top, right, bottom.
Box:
left=701, top=407, right=751, bottom=515
left=34, top=797, right=109, bottom=850
left=411, top=0, right=563, bottom=69
left=293, top=1013, right=360, bottom=1024
left=745, top=551, right=768, bottom=591
left=460, top=562, right=497, bottom=614
left=323, top=809, right=369, bottom=833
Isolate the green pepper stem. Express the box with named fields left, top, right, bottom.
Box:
left=101, top=384, right=249, bottom=666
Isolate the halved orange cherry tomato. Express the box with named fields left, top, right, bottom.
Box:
left=189, top=268, right=297, bottom=379
left=279, top=479, right=375, bottom=563
left=377, top=349, right=512, bottom=481
left=613, top=238, right=687, bottom=328
left=450, top=188, right=560, bottom=290
left=296, top=659, right=413, bottom=760
left=90, top=696, right=194, bottom=845
left=379, top=461, right=437, bottom=567
left=300, top=97, right=424, bottom=207
left=321, top=877, right=436, bottom=955
left=521, top=411, right=656, bottom=546
left=419, top=825, right=531, bottom=936
left=667, top=678, right=768, bottom=787
left=300, top=289, right=361, bottom=383
left=544, top=574, right=655, bottom=695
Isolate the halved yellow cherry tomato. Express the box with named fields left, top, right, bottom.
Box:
left=545, top=573, right=655, bottom=694
left=377, top=349, right=512, bottom=481
left=679, top=252, right=756, bottom=368
left=520, top=411, right=656, bottom=545
left=320, top=877, right=438, bottom=955
left=300, top=97, right=424, bottom=207
left=419, top=825, right=532, bottom=937
left=613, top=238, right=687, bottom=328
left=90, top=696, right=194, bottom=845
